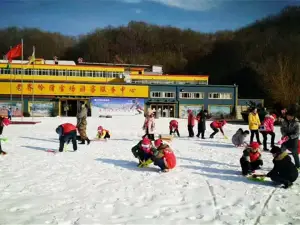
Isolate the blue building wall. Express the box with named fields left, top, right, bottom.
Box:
left=146, top=84, right=238, bottom=118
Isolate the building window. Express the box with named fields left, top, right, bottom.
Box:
left=179, top=92, right=204, bottom=99
left=150, top=91, right=175, bottom=98
left=208, top=92, right=232, bottom=99
left=150, top=91, right=162, bottom=98
left=164, top=92, right=175, bottom=98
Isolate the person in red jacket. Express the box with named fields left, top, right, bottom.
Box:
left=259, top=114, right=276, bottom=151
left=0, top=117, right=10, bottom=155
left=209, top=119, right=227, bottom=138
left=187, top=109, right=195, bottom=137
left=152, top=139, right=176, bottom=172
left=169, top=120, right=180, bottom=137
left=240, top=142, right=263, bottom=175
left=56, top=123, right=78, bottom=152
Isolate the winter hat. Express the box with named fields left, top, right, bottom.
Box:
left=141, top=137, right=151, bottom=149
left=270, top=114, right=277, bottom=120
left=270, top=146, right=282, bottom=155
left=55, top=126, right=63, bottom=136
left=249, top=142, right=260, bottom=150
left=154, top=139, right=163, bottom=148
left=187, top=109, right=192, bottom=113
left=97, top=126, right=103, bottom=131
left=286, top=109, right=296, bottom=117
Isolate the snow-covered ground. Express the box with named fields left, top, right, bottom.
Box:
left=1, top=115, right=300, bottom=225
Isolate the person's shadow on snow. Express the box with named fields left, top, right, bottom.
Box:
left=181, top=164, right=239, bottom=175
left=95, top=158, right=159, bottom=172
left=21, top=145, right=50, bottom=151
left=178, top=157, right=239, bottom=168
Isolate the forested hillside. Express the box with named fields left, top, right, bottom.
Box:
left=1, top=6, right=300, bottom=106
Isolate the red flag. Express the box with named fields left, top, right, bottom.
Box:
left=6, top=43, right=22, bottom=61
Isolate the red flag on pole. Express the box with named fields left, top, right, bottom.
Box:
left=5, top=43, right=22, bottom=61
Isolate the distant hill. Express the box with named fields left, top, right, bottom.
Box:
left=1, top=6, right=299, bottom=105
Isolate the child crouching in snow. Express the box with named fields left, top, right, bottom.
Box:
left=96, top=126, right=111, bottom=140
left=266, top=146, right=298, bottom=189
left=169, top=120, right=180, bottom=137
left=240, top=142, right=263, bottom=176
left=209, top=119, right=227, bottom=139
left=232, top=128, right=250, bottom=147
left=56, top=123, right=78, bottom=152
left=152, top=139, right=176, bottom=172
left=131, top=137, right=156, bottom=167
left=0, top=117, right=10, bottom=155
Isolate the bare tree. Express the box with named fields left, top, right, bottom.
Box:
left=254, top=54, right=300, bottom=106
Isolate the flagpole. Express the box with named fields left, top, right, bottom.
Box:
left=9, top=46, right=12, bottom=103
left=21, top=39, right=24, bottom=121
left=32, top=46, right=35, bottom=121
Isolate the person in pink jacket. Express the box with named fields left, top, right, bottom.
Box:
left=142, top=110, right=155, bottom=141
left=260, top=114, right=276, bottom=151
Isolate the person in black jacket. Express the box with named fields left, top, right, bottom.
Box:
left=266, top=146, right=298, bottom=188
left=280, top=109, right=300, bottom=169
left=196, top=109, right=208, bottom=139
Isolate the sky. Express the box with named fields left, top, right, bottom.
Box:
left=0, top=0, right=299, bottom=36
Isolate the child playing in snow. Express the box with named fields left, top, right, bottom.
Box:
left=260, top=114, right=276, bottom=151
left=56, top=123, right=78, bottom=152
left=152, top=139, right=176, bottom=172
left=265, top=146, right=298, bottom=189
left=209, top=118, right=227, bottom=138
left=169, top=120, right=180, bottom=137
left=240, top=142, right=263, bottom=176
left=131, top=137, right=156, bottom=167
left=232, top=128, right=250, bottom=147
left=96, top=126, right=111, bottom=140
left=187, top=109, right=195, bottom=137
left=0, top=116, right=10, bottom=155
left=142, top=110, right=155, bottom=141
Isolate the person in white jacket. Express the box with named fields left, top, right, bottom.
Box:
left=232, top=128, right=250, bottom=147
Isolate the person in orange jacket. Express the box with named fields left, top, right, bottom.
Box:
left=56, top=123, right=78, bottom=152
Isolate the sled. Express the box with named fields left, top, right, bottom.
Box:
left=158, top=134, right=173, bottom=141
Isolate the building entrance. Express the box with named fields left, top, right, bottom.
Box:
left=60, top=99, right=89, bottom=117
left=149, top=104, right=175, bottom=118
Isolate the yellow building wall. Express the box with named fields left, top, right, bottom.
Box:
left=0, top=82, right=149, bottom=98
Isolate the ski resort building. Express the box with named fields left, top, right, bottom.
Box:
left=0, top=59, right=262, bottom=118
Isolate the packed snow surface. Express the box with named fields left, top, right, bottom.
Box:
left=0, top=116, right=300, bottom=225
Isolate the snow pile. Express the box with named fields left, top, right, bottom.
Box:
left=0, top=116, right=300, bottom=225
